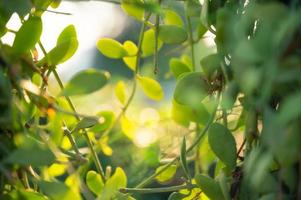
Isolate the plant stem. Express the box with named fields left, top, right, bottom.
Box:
left=52, top=70, right=106, bottom=183
left=101, top=13, right=151, bottom=138
left=185, top=13, right=195, bottom=71
left=120, top=184, right=196, bottom=194
left=153, top=2, right=160, bottom=74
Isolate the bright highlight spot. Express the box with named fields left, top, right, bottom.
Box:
left=139, top=107, right=160, bottom=124
left=134, top=127, right=157, bottom=148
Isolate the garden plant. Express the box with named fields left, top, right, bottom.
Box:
left=0, top=0, right=301, bottom=199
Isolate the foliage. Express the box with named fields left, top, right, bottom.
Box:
left=0, top=0, right=301, bottom=199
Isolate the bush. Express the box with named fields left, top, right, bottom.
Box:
left=0, top=0, right=300, bottom=199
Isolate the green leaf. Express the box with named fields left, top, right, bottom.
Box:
left=172, top=100, right=210, bottom=126
left=142, top=29, right=163, bottom=57
left=121, top=0, right=144, bottom=21
left=73, top=117, right=99, bottom=132
left=180, top=137, right=190, bottom=179
left=99, top=167, right=127, bottom=200
left=163, top=9, right=183, bottom=27
left=60, top=69, right=110, bottom=96
left=186, top=0, right=201, bottom=17
left=173, top=72, right=209, bottom=106
left=115, top=81, right=127, bottom=104
left=86, top=170, right=104, bottom=195
left=39, top=25, right=78, bottom=65
left=123, top=41, right=138, bottom=71
left=155, top=164, right=177, bottom=183
left=137, top=75, right=163, bottom=101
left=168, top=192, right=188, bottom=200
left=90, top=111, right=115, bottom=133
left=5, top=136, right=56, bottom=167
left=38, top=181, right=80, bottom=200
left=97, top=38, right=128, bottom=59
left=158, top=25, right=187, bottom=44
left=17, top=189, right=48, bottom=200
left=200, top=54, right=222, bottom=78
left=12, top=16, right=42, bottom=54
left=195, top=174, right=224, bottom=200
left=169, top=58, right=191, bottom=79
left=208, top=123, right=237, bottom=169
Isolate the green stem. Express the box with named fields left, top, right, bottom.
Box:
left=153, top=1, right=161, bottom=74
left=120, top=184, right=196, bottom=194
left=185, top=13, right=195, bottom=71
left=52, top=70, right=106, bottom=183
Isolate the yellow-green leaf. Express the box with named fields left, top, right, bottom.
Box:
left=163, top=9, right=183, bottom=27
left=121, top=0, right=144, bottom=21
left=155, top=164, right=177, bottom=183
left=13, top=16, right=42, bottom=54
left=123, top=41, right=138, bottom=71
left=97, top=38, right=128, bottom=59
left=141, top=29, right=163, bottom=57
left=90, top=111, right=115, bottom=133
left=86, top=170, right=104, bottom=195
left=115, top=81, right=127, bottom=104
left=137, top=75, right=163, bottom=101
left=39, top=25, right=78, bottom=65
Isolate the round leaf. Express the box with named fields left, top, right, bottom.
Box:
left=163, top=9, right=183, bottom=27
left=137, top=75, right=163, bottom=101
left=158, top=25, right=187, bottom=44
left=208, top=123, right=237, bottom=169
left=123, top=41, right=138, bottom=71
left=86, top=170, right=104, bottom=195
left=61, top=69, right=110, bottom=96
left=97, top=38, right=128, bottom=59
left=115, top=81, right=127, bottom=105
left=121, top=0, right=144, bottom=21
left=142, top=29, right=163, bottom=57
left=90, top=111, right=115, bottom=133
left=174, top=72, right=209, bottom=106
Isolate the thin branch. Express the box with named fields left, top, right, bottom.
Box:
left=120, top=184, right=196, bottom=194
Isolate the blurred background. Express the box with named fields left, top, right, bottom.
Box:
left=1, top=1, right=216, bottom=199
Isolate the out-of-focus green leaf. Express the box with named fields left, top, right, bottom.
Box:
left=115, top=81, right=127, bottom=105
left=38, top=180, right=81, bottom=200
left=155, top=164, right=177, bottom=183
left=17, top=189, right=47, bottom=200
left=121, top=0, right=144, bottom=21
left=195, top=174, right=224, bottom=200
left=137, top=75, right=163, bottom=101
left=208, top=123, right=237, bottom=169
left=200, top=54, right=221, bottom=78
left=168, top=192, right=188, bottom=200
left=5, top=136, right=56, bottom=167
left=97, top=38, right=128, bottom=59
left=174, top=72, right=209, bottom=106
left=158, top=25, right=187, bottom=44
left=163, top=9, right=183, bottom=27
left=60, top=69, right=110, bottom=96
left=12, top=16, right=42, bottom=55
left=90, top=111, right=115, bottom=133
left=169, top=58, right=191, bottom=79
left=74, top=117, right=99, bottom=132
left=142, top=29, right=163, bottom=57
left=86, top=170, right=104, bottom=195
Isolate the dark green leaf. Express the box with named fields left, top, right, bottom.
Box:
left=208, top=123, right=237, bottom=169
left=74, top=117, right=99, bottom=132
left=195, top=174, right=224, bottom=200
